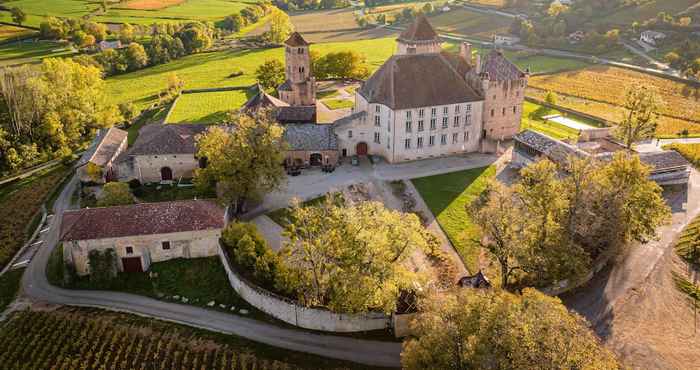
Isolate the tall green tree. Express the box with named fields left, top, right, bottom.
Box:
left=97, top=182, right=134, bottom=207
left=125, top=42, right=149, bottom=71
left=402, top=289, right=621, bottom=370
left=264, top=9, right=294, bottom=45
left=194, top=111, right=287, bottom=214
left=281, top=197, right=436, bottom=313
left=10, top=8, right=26, bottom=26
left=614, top=86, right=663, bottom=150
left=255, top=59, right=285, bottom=91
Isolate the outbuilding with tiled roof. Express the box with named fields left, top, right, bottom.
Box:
left=61, top=200, right=226, bottom=275
left=76, top=127, right=128, bottom=184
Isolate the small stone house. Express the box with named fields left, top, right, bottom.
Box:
left=76, top=127, right=128, bottom=184
left=284, top=123, right=339, bottom=167
left=116, top=124, right=208, bottom=183
left=60, top=200, right=226, bottom=275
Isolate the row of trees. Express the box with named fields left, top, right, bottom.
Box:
left=40, top=17, right=109, bottom=44
left=274, top=0, right=349, bottom=11
left=0, top=59, right=121, bottom=173
left=255, top=50, right=370, bottom=91
left=221, top=2, right=274, bottom=33
left=665, top=40, right=700, bottom=79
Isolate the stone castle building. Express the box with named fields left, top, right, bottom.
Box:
left=60, top=200, right=225, bottom=275
left=334, top=15, right=528, bottom=163
left=278, top=32, right=316, bottom=107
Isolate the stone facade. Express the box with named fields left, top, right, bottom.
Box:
left=278, top=33, right=316, bottom=107
left=76, top=127, right=128, bottom=184
left=118, top=153, right=199, bottom=183
left=480, top=77, right=527, bottom=140
left=286, top=149, right=339, bottom=167
left=67, top=229, right=221, bottom=276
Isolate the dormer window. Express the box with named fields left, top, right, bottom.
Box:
left=297, top=48, right=304, bottom=54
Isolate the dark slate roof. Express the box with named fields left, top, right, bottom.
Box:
left=514, top=130, right=588, bottom=164
left=640, top=151, right=690, bottom=172
left=398, top=14, right=439, bottom=43
left=125, top=124, right=208, bottom=157
left=60, top=200, right=225, bottom=241
left=358, top=52, right=481, bottom=110
left=458, top=271, right=492, bottom=289
left=333, top=111, right=367, bottom=128
left=242, top=90, right=289, bottom=112
left=278, top=80, right=293, bottom=91
left=283, top=124, right=337, bottom=151
left=482, top=50, right=526, bottom=81
left=285, top=32, right=309, bottom=47
left=277, top=106, right=316, bottom=124
left=77, top=127, right=127, bottom=167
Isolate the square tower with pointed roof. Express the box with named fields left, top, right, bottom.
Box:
left=278, top=32, right=316, bottom=107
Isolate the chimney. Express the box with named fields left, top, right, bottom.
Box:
left=459, top=42, right=472, bottom=64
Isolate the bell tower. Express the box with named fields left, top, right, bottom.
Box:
left=278, top=32, right=316, bottom=107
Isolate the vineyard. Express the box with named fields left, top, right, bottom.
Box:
left=0, top=309, right=376, bottom=370
left=529, top=66, right=700, bottom=123
left=0, top=165, right=70, bottom=270
left=526, top=87, right=700, bottom=137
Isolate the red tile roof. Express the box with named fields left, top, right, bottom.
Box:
left=61, top=200, right=226, bottom=241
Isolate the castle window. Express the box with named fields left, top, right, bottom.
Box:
left=453, top=116, right=460, bottom=127
left=492, top=94, right=496, bottom=100
left=387, top=139, right=390, bottom=149
left=374, top=132, right=380, bottom=144
left=452, top=133, right=458, bottom=144
left=430, top=118, right=436, bottom=130
left=297, top=48, right=304, bottom=54
left=440, top=134, right=447, bottom=145
left=417, top=137, right=424, bottom=148
left=419, top=108, right=425, bottom=117
left=455, top=105, right=460, bottom=114
left=405, top=121, right=412, bottom=133
left=491, top=109, right=495, bottom=117
left=162, top=241, right=171, bottom=250
left=502, top=108, right=506, bottom=116
left=465, top=114, right=472, bottom=125
left=418, top=120, right=424, bottom=132
left=442, top=117, right=448, bottom=128
left=348, top=130, right=353, bottom=138
left=406, top=111, right=412, bottom=119
left=513, top=106, right=517, bottom=114
left=466, top=104, right=471, bottom=112
left=443, top=106, right=448, bottom=115
left=125, top=246, right=134, bottom=255
left=404, top=139, right=411, bottom=149
left=431, top=108, right=437, bottom=116
left=429, top=135, right=435, bottom=146
left=464, top=132, right=469, bottom=142
left=375, top=105, right=381, bottom=113
left=374, top=116, right=380, bottom=126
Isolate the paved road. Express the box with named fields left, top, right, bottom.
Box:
left=20, top=175, right=402, bottom=368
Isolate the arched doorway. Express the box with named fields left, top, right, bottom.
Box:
left=160, top=167, right=173, bottom=181
left=309, top=153, right=323, bottom=166
left=356, top=142, right=368, bottom=156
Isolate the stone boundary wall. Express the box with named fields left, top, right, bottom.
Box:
left=524, top=96, right=614, bottom=127
left=217, top=244, right=391, bottom=332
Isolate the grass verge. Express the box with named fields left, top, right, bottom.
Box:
left=411, top=166, right=496, bottom=272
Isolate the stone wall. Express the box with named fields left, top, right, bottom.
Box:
left=482, top=77, right=527, bottom=141
left=119, top=154, right=199, bottom=183
left=217, top=245, right=391, bottom=332
left=67, top=228, right=221, bottom=275
left=286, top=150, right=339, bottom=167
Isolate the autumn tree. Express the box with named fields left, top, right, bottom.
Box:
left=264, top=9, right=294, bottom=45
left=125, top=42, right=149, bottom=71
left=255, top=59, right=285, bottom=91
left=402, top=289, right=621, bottom=370
left=97, top=182, right=134, bottom=207
left=280, top=197, right=436, bottom=313
left=119, top=23, right=135, bottom=44
left=10, top=8, right=26, bottom=26
left=314, top=51, right=370, bottom=80
left=194, top=111, right=287, bottom=214
left=614, top=86, right=663, bottom=150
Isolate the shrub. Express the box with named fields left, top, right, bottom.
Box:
left=87, top=249, right=117, bottom=286
left=127, top=179, right=142, bottom=189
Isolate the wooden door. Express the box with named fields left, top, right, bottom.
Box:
left=121, top=257, right=143, bottom=273
left=356, top=142, right=368, bottom=156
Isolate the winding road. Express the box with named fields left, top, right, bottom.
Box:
left=19, top=175, right=402, bottom=368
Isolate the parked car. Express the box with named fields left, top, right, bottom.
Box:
left=351, top=156, right=359, bottom=166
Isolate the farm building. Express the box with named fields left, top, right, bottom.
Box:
left=76, top=127, right=128, bottom=184
left=513, top=129, right=691, bottom=186
left=116, top=124, right=207, bottom=184
left=60, top=200, right=226, bottom=275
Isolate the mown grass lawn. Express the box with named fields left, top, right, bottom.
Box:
left=412, top=166, right=496, bottom=272
left=520, top=101, right=581, bottom=140
left=0, top=0, right=96, bottom=27
left=0, top=40, right=76, bottom=67
left=166, top=90, right=249, bottom=124
left=322, top=98, right=354, bottom=110
left=96, top=0, right=252, bottom=25
left=106, top=37, right=397, bottom=110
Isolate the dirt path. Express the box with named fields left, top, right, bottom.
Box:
left=563, top=169, right=700, bottom=369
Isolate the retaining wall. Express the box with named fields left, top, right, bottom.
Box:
left=217, top=244, right=391, bottom=332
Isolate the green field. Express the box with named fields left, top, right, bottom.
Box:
left=322, top=98, right=354, bottom=110
left=166, top=90, right=249, bottom=124
left=0, top=25, right=36, bottom=42
left=412, top=166, right=496, bottom=272
left=595, top=0, right=698, bottom=26
left=0, top=40, right=76, bottom=67
left=0, top=0, right=95, bottom=27
left=106, top=37, right=397, bottom=109
left=428, top=8, right=512, bottom=40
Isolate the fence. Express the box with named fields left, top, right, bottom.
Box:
left=217, top=244, right=391, bottom=332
